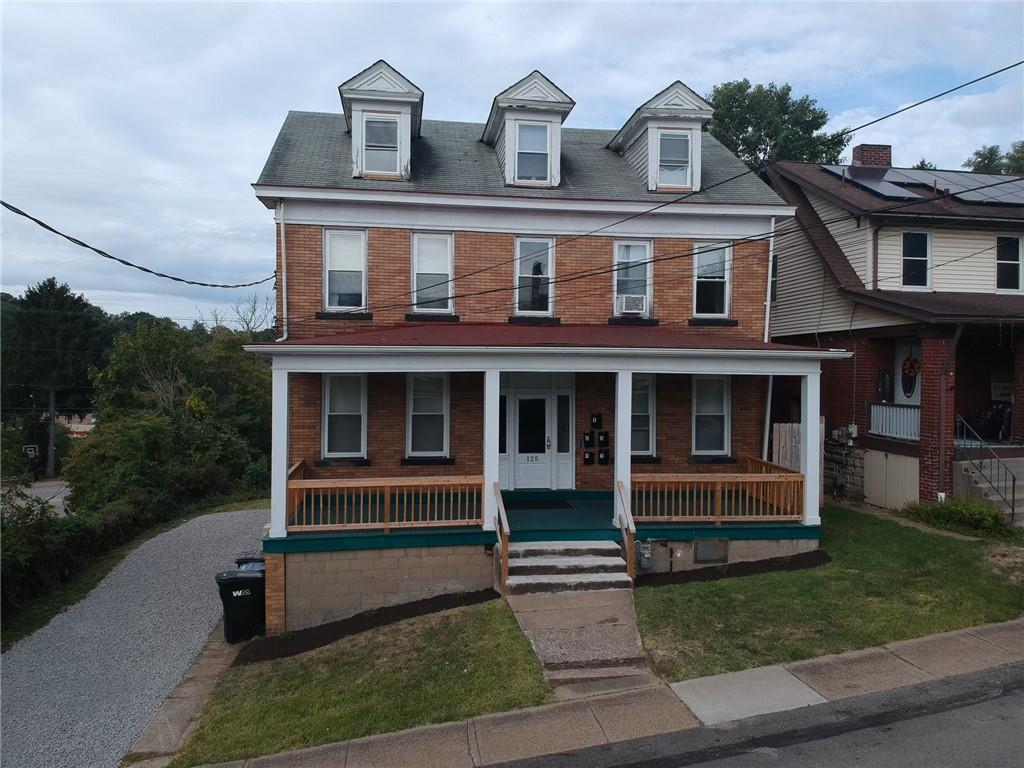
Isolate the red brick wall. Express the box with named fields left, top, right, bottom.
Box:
left=919, top=335, right=957, bottom=501
left=276, top=225, right=770, bottom=340
left=851, top=144, right=892, bottom=167
left=264, top=553, right=286, bottom=636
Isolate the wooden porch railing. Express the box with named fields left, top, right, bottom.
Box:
left=494, top=482, right=511, bottom=596
left=632, top=457, right=804, bottom=524
left=286, top=472, right=485, bottom=532
left=615, top=480, right=636, bottom=580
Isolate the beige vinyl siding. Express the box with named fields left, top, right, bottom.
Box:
left=876, top=228, right=1022, bottom=293
left=805, top=191, right=871, bottom=283
left=624, top=134, right=648, bottom=180
left=770, top=218, right=908, bottom=338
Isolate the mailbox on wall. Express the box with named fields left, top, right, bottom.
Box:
left=583, top=431, right=595, bottom=448
left=591, top=413, right=602, bottom=429
left=583, top=451, right=595, bottom=465
left=597, top=431, right=609, bottom=447
left=598, top=449, right=609, bottom=465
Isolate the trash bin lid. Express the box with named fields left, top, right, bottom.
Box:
left=215, top=570, right=264, bottom=584
left=235, top=551, right=265, bottom=567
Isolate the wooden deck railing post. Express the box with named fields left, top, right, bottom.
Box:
left=383, top=485, right=392, bottom=532
left=714, top=480, right=723, bottom=526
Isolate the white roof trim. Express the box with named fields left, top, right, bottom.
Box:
left=609, top=81, right=714, bottom=152
left=482, top=71, right=575, bottom=145
left=338, top=60, right=424, bottom=137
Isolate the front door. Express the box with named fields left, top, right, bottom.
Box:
left=514, top=394, right=552, bottom=488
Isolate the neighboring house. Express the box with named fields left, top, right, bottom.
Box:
left=248, top=60, right=844, bottom=634
left=766, top=145, right=1024, bottom=517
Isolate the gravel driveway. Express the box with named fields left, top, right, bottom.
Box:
left=1, top=506, right=269, bottom=768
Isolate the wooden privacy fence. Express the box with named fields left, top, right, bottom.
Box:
left=631, top=457, right=804, bottom=523
left=287, top=467, right=485, bottom=532
left=771, top=420, right=824, bottom=508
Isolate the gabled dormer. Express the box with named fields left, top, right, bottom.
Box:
left=481, top=71, right=575, bottom=188
left=608, top=82, right=714, bottom=193
left=339, top=60, right=424, bottom=180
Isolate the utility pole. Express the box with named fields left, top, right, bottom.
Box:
left=46, top=384, right=57, bottom=478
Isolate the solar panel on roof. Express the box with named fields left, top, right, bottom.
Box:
left=821, top=165, right=920, bottom=199
left=822, top=164, right=1024, bottom=206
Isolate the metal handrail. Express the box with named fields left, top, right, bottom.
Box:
left=615, top=480, right=636, bottom=580
left=955, top=415, right=1017, bottom=521
left=493, top=482, right=511, bottom=596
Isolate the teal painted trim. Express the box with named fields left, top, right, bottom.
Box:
left=635, top=524, right=821, bottom=542
left=501, top=489, right=613, bottom=502
left=510, top=529, right=621, bottom=543
left=262, top=528, right=494, bottom=554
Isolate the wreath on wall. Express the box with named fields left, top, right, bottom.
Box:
left=901, top=356, right=921, bottom=399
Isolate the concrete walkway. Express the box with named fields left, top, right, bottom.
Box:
left=190, top=616, right=1023, bottom=768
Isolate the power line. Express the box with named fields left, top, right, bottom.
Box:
left=0, top=200, right=275, bottom=289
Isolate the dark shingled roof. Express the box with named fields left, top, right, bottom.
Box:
left=256, top=112, right=785, bottom=206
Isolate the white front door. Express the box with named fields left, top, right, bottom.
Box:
left=894, top=342, right=922, bottom=405
left=514, top=394, right=553, bottom=488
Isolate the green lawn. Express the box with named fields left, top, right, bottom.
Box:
left=171, top=600, right=549, bottom=768
left=635, top=506, right=1024, bottom=682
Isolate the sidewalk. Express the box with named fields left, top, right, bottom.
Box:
left=189, top=616, right=1023, bottom=768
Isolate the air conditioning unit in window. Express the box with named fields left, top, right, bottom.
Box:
left=617, top=295, right=648, bottom=315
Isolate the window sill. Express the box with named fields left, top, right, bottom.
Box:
left=401, top=456, right=456, bottom=466
left=317, top=311, right=373, bottom=321
left=405, top=313, right=460, bottom=322
left=688, top=317, right=738, bottom=327
left=688, top=455, right=736, bottom=465
left=508, top=316, right=561, bottom=326
left=631, top=455, right=662, bottom=464
left=609, top=316, right=659, bottom=326
left=654, top=186, right=693, bottom=193
left=315, top=457, right=371, bottom=467
left=360, top=172, right=405, bottom=181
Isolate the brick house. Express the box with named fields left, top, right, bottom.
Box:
left=766, top=146, right=1024, bottom=517
left=248, top=61, right=844, bottom=633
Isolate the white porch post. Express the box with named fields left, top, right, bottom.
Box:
left=800, top=371, right=822, bottom=526
left=482, top=369, right=500, bottom=531
left=269, top=367, right=289, bottom=538
left=614, top=370, right=633, bottom=522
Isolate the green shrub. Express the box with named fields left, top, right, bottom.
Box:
left=903, top=497, right=1020, bottom=540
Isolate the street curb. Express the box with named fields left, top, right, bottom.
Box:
left=488, top=661, right=1024, bottom=768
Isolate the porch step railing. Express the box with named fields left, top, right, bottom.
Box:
left=615, top=480, right=637, bottom=580
left=287, top=467, right=485, bottom=532
left=494, top=482, right=511, bottom=596
left=955, top=416, right=1017, bottom=521
left=869, top=402, right=921, bottom=441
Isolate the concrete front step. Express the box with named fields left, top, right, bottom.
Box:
left=551, top=674, right=660, bottom=701
left=509, top=555, right=627, bottom=576
left=508, top=540, right=622, bottom=559
left=507, top=572, right=633, bottom=595
left=544, top=665, right=653, bottom=685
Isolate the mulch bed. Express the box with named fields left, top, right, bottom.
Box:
left=234, top=589, right=499, bottom=665
left=634, top=549, right=831, bottom=587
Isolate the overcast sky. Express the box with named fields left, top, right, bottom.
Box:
left=2, top=1, right=1022, bottom=323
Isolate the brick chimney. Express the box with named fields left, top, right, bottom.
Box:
left=851, top=144, right=892, bottom=167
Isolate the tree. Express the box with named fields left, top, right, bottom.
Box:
left=1004, top=141, right=1024, bottom=175
left=963, top=144, right=1006, bottom=173
left=1, top=279, right=115, bottom=476
left=912, top=158, right=937, bottom=170
left=706, top=80, right=850, bottom=168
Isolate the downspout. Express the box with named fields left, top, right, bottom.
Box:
left=762, top=216, right=776, bottom=460
left=275, top=200, right=288, bottom=342
left=937, top=324, right=964, bottom=499
left=870, top=221, right=882, bottom=291
left=762, top=375, right=774, bottom=461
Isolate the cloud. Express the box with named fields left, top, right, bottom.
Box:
left=2, top=1, right=1021, bottom=319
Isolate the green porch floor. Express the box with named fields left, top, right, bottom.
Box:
left=501, top=490, right=616, bottom=542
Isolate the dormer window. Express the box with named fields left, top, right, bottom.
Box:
left=516, top=123, right=549, bottom=182
left=658, top=131, right=691, bottom=187
left=364, top=115, right=399, bottom=175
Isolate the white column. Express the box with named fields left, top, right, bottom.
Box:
left=482, top=369, right=500, bottom=531
left=800, top=371, right=822, bottom=526
left=269, top=367, right=290, bottom=538
left=614, top=370, right=633, bottom=523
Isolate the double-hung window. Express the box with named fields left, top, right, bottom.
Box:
left=614, top=241, right=651, bottom=316
left=996, top=236, right=1021, bottom=292
left=364, top=115, right=399, bottom=174
left=516, top=123, right=549, bottom=182
left=413, top=233, right=453, bottom=312
left=324, top=230, right=367, bottom=310
left=693, top=376, right=729, bottom=456
left=631, top=374, right=655, bottom=456
left=901, top=232, right=929, bottom=288
left=407, top=374, right=449, bottom=456
left=694, top=242, right=730, bottom=316
left=658, top=131, right=691, bottom=187
left=516, top=237, right=553, bottom=315
left=323, top=374, right=366, bottom=457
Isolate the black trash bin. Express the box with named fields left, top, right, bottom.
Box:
left=235, top=551, right=265, bottom=572
left=216, top=570, right=265, bottom=643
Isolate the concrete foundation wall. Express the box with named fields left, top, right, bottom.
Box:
left=284, top=545, right=494, bottom=631
left=639, top=537, right=818, bottom=574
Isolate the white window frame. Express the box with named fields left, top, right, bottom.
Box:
left=612, top=240, right=653, bottom=317
left=514, top=236, right=555, bottom=316
left=362, top=112, right=400, bottom=176
left=656, top=129, right=692, bottom=189
left=406, top=373, right=450, bottom=457
left=693, top=242, right=732, bottom=318
left=322, top=373, right=368, bottom=458
left=995, top=235, right=1022, bottom=293
left=514, top=121, right=550, bottom=185
left=631, top=373, right=656, bottom=457
left=411, top=232, right=454, bottom=313
left=322, top=229, right=368, bottom=312
left=692, top=375, right=731, bottom=457
left=900, top=230, right=931, bottom=291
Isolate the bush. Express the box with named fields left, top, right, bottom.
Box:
left=903, top=497, right=1020, bottom=540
